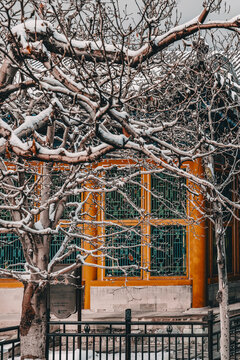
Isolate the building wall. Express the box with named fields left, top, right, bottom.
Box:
left=2, top=281, right=240, bottom=326
left=0, top=160, right=239, bottom=316
left=208, top=280, right=240, bottom=307
left=0, top=285, right=192, bottom=319
left=90, top=285, right=192, bottom=312
left=0, top=287, right=22, bottom=327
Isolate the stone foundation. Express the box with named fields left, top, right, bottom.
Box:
left=90, top=285, right=192, bottom=312
left=208, top=280, right=240, bottom=306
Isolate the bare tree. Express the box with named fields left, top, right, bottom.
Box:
left=0, top=0, right=240, bottom=358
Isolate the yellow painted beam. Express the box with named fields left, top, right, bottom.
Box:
left=189, top=160, right=207, bottom=308
left=82, top=185, right=98, bottom=309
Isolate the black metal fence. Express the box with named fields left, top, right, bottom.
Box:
left=0, top=326, right=19, bottom=360
left=1, top=310, right=240, bottom=359
left=229, top=314, right=240, bottom=358
left=46, top=310, right=217, bottom=360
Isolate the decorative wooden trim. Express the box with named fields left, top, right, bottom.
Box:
left=0, top=279, right=23, bottom=287
left=90, top=279, right=192, bottom=287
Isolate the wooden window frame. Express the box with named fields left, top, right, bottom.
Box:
left=96, top=161, right=189, bottom=282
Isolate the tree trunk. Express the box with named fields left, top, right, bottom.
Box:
left=215, top=212, right=230, bottom=360
left=204, top=155, right=230, bottom=359
left=19, top=160, right=52, bottom=359
left=20, top=282, right=48, bottom=359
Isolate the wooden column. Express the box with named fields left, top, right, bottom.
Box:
left=189, top=159, right=207, bottom=308
left=83, top=188, right=97, bottom=309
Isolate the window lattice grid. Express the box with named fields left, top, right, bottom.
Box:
left=0, top=182, right=15, bottom=221
left=0, top=170, right=39, bottom=221
left=24, top=172, right=39, bottom=208
left=0, top=232, right=81, bottom=272
left=51, top=172, right=82, bottom=219
left=150, top=225, right=186, bottom=276
left=105, top=169, right=142, bottom=220
left=105, top=226, right=141, bottom=277
left=50, top=232, right=81, bottom=264
left=23, top=171, right=40, bottom=210
left=151, top=173, right=186, bottom=219
left=0, top=201, right=11, bottom=221
left=0, top=233, right=24, bottom=271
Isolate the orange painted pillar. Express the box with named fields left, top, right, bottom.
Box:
left=83, top=187, right=97, bottom=309
left=189, top=159, right=207, bottom=308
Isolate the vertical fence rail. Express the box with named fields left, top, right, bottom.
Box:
left=208, top=310, right=214, bottom=360
left=46, top=283, right=50, bottom=360
left=125, top=309, right=131, bottom=360
left=0, top=326, right=20, bottom=360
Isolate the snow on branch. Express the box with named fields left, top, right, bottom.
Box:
left=14, top=105, right=54, bottom=138
left=8, top=8, right=240, bottom=68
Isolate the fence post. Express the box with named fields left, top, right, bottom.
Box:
left=45, top=283, right=50, bottom=360
left=208, top=310, right=214, bottom=360
left=76, top=266, right=82, bottom=349
left=125, top=309, right=131, bottom=360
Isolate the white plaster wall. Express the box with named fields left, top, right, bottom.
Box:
left=0, top=285, right=192, bottom=325
left=0, top=288, right=23, bottom=326
left=0, top=288, right=23, bottom=314
left=90, top=286, right=192, bottom=312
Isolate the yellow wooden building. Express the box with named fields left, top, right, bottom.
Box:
left=2, top=156, right=238, bottom=315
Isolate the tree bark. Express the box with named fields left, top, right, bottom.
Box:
left=215, top=210, right=230, bottom=360
left=20, top=282, right=48, bottom=359
left=19, top=161, right=52, bottom=359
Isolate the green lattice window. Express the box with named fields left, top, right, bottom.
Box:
left=105, top=226, right=141, bottom=277
left=0, top=170, right=39, bottom=220
left=0, top=234, right=24, bottom=271
left=105, top=169, right=141, bottom=220
left=0, top=200, right=11, bottom=221
left=151, top=173, right=186, bottom=219
left=51, top=172, right=82, bottom=219
left=150, top=225, right=186, bottom=276
left=50, top=232, right=81, bottom=264
left=212, top=226, right=232, bottom=275
left=0, top=232, right=81, bottom=271
left=0, top=184, right=14, bottom=221
left=24, top=171, right=40, bottom=210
